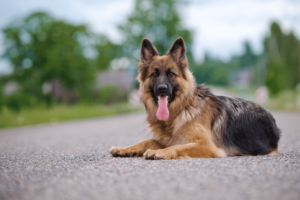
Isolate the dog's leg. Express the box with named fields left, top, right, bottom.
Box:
left=143, top=142, right=226, bottom=160
left=110, top=139, right=164, bottom=157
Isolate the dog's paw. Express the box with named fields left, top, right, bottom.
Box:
left=109, top=146, right=130, bottom=157
left=143, top=149, right=166, bottom=160
left=109, top=146, right=139, bottom=157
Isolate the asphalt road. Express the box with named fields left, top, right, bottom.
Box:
left=0, top=111, right=300, bottom=200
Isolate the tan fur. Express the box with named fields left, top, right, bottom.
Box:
left=268, top=149, right=280, bottom=155
left=110, top=140, right=164, bottom=157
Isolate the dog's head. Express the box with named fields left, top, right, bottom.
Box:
left=138, top=38, right=195, bottom=121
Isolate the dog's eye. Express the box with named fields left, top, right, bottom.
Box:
left=167, top=72, right=175, bottom=77
left=151, top=72, right=159, bottom=78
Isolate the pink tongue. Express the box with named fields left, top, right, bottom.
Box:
left=156, top=96, right=169, bottom=121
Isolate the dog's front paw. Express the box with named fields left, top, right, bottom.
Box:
left=143, top=149, right=167, bottom=160
left=109, top=146, right=139, bottom=157
left=110, top=146, right=122, bottom=157
left=110, top=146, right=130, bottom=157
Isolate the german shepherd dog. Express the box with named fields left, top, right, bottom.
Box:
left=110, top=38, right=281, bottom=159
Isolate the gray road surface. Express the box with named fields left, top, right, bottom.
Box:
left=0, top=112, right=300, bottom=200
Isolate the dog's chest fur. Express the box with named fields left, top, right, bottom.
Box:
left=146, top=120, right=187, bottom=147
left=147, top=111, right=206, bottom=148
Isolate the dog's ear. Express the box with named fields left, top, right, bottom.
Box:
left=140, top=39, right=158, bottom=63
left=167, top=37, right=187, bottom=63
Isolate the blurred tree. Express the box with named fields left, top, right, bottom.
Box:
left=240, top=41, right=258, bottom=67
left=264, top=21, right=300, bottom=94
left=269, top=22, right=285, bottom=59
left=285, top=32, right=300, bottom=88
left=192, top=56, right=241, bottom=85
left=265, top=60, right=289, bottom=95
left=93, top=35, right=122, bottom=71
left=2, top=12, right=95, bottom=104
left=192, top=41, right=261, bottom=86
left=118, top=0, right=195, bottom=66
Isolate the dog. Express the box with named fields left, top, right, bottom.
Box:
left=110, top=37, right=281, bottom=159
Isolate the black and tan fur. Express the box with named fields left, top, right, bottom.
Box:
left=110, top=37, right=281, bottom=159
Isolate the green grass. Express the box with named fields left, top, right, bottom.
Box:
left=221, top=86, right=300, bottom=112
left=0, top=103, right=145, bottom=129
left=263, top=90, right=300, bottom=112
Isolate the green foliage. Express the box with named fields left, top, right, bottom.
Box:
left=264, top=22, right=300, bottom=92
left=191, top=51, right=247, bottom=85
left=119, top=0, right=195, bottom=67
left=4, top=92, right=39, bottom=112
left=285, top=32, right=300, bottom=88
left=94, top=35, right=122, bottom=71
left=265, top=60, right=289, bottom=95
left=99, top=85, right=128, bottom=104
left=240, top=41, right=258, bottom=67
left=191, top=57, right=240, bottom=85
left=2, top=12, right=96, bottom=101
left=190, top=40, right=260, bottom=86
left=99, top=85, right=117, bottom=103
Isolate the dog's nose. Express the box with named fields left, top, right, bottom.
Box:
left=157, top=84, right=167, bottom=93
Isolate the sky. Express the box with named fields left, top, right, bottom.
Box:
left=0, top=0, right=299, bottom=74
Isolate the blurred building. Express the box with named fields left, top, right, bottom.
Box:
left=230, top=68, right=253, bottom=87
left=95, top=70, right=134, bottom=90
left=95, top=57, right=137, bottom=90
left=42, top=79, right=78, bottom=104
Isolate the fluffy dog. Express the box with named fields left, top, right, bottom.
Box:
left=110, top=38, right=280, bottom=159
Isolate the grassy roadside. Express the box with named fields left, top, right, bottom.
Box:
left=0, top=103, right=145, bottom=129
left=1, top=88, right=298, bottom=129
left=221, top=86, right=300, bottom=112
left=262, top=90, right=299, bottom=111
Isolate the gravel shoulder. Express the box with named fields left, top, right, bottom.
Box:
left=0, top=112, right=300, bottom=200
